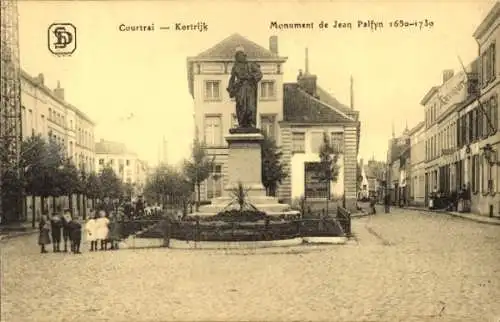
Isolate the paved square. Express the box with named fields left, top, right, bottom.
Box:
left=1, top=210, right=499, bottom=321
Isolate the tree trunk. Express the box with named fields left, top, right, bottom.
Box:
left=31, top=195, right=36, bottom=228
left=52, top=196, right=56, bottom=214
left=196, top=183, right=201, bottom=211
left=68, top=193, right=73, bottom=215
left=83, top=195, right=87, bottom=220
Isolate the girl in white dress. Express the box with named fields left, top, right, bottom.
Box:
left=95, top=210, right=110, bottom=251
left=85, top=211, right=98, bottom=251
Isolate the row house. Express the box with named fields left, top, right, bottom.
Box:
left=187, top=33, right=360, bottom=211
left=95, top=139, right=148, bottom=197
left=20, top=70, right=96, bottom=219
left=408, top=2, right=500, bottom=217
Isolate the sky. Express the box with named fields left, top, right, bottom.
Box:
left=17, top=0, right=497, bottom=165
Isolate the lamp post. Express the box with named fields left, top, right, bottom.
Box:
left=481, top=144, right=499, bottom=194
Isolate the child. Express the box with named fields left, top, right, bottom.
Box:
left=62, top=211, right=72, bottom=252
left=50, top=213, right=63, bottom=252
left=108, top=212, right=122, bottom=250
left=68, top=216, right=82, bottom=254
left=38, top=215, right=51, bottom=253
left=95, top=210, right=110, bottom=251
left=85, top=211, right=98, bottom=251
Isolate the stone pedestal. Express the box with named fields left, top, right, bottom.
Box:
left=223, top=131, right=266, bottom=197
left=196, top=128, right=295, bottom=216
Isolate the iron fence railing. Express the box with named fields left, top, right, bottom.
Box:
left=336, top=206, right=351, bottom=236
left=114, top=215, right=348, bottom=246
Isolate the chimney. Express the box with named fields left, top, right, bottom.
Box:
left=269, top=36, right=278, bottom=54
left=53, top=80, right=65, bottom=101
left=37, top=73, right=44, bottom=85
left=297, top=48, right=318, bottom=97
left=442, top=69, right=454, bottom=83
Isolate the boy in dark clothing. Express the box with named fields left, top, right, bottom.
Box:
left=50, top=213, right=63, bottom=252
left=68, top=217, right=82, bottom=254
left=62, top=211, right=72, bottom=252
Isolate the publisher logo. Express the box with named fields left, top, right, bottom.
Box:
left=48, top=23, right=76, bottom=56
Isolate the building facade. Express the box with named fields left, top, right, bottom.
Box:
left=20, top=70, right=96, bottom=218
left=95, top=139, right=148, bottom=197
left=469, top=3, right=500, bottom=216
left=187, top=34, right=360, bottom=211
left=408, top=121, right=426, bottom=206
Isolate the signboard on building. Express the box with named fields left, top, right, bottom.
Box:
left=437, top=71, right=467, bottom=110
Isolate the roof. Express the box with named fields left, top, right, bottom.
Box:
left=186, top=33, right=287, bottom=97
left=95, top=139, right=135, bottom=155
left=315, top=86, right=358, bottom=119
left=282, top=83, right=356, bottom=124
left=189, top=33, right=286, bottom=61
left=21, top=70, right=95, bottom=125
left=420, top=86, right=439, bottom=106
left=473, top=2, right=500, bottom=39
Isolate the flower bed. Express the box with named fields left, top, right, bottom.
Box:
left=184, top=209, right=269, bottom=222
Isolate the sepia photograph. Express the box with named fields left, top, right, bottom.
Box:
left=1, top=0, right=500, bottom=321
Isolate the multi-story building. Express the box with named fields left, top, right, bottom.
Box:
left=385, top=125, right=411, bottom=205
left=408, top=121, right=426, bottom=206
left=20, top=70, right=95, bottom=218
left=187, top=34, right=360, bottom=211
left=95, top=139, right=148, bottom=197
left=467, top=2, right=500, bottom=216
left=421, top=63, right=479, bottom=203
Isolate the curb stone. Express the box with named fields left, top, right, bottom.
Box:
left=405, top=207, right=500, bottom=226
left=0, top=229, right=38, bottom=242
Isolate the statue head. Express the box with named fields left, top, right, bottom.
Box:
left=235, top=46, right=246, bottom=63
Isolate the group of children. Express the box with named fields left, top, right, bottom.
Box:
left=38, top=210, right=82, bottom=254
left=37, top=209, right=123, bottom=254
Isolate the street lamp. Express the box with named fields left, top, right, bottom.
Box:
left=482, top=144, right=500, bottom=165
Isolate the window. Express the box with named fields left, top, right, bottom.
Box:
left=110, top=159, right=114, bottom=165
left=481, top=42, right=496, bottom=86
left=330, top=132, right=344, bottom=153
left=260, top=81, right=276, bottom=99
left=260, top=115, right=276, bottom=139
left=489, top=95, right=498, bottom=134
left=126, top=159, right=130, bottom=166
left=206, top=164, right=223, bottom=199
left=204, top=115, right=222, bottom=146
left=304, top=162, right=328, bottom=199
left=292, top=132, right=305, bottom=153
left=481, top=154, right=489, bottom=193
left=472, top=155, right=479, bottom=193
left=204, top=81, right=221, bottom=100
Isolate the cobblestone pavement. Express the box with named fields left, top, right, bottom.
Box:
left=1, top=209, right=499, bottom=322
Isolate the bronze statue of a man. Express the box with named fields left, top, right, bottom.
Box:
left=227, top=46, right=263, bottom=129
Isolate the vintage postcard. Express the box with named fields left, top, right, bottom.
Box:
left=1, top=0, right=499, bottom=321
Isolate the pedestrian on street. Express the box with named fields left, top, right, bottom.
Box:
left=68, top=216, right=82, bottom=254
left=95, top=210, right=110, bottom=251
left=62, top=211, right=72, bottom=252
left=50, top=213, right=63, bottom=252
left=108, top=211, right=122, bottom=250
left=370, top=196, right=377, bottom=215
left=85, top=212, right=98, bottom=251
left=38, top=215, right=51, bottom=254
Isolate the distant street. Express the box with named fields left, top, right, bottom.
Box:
left=1, top=210, right=499, bottom=322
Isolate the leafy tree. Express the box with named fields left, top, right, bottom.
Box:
left=98, top=166, right=123, bottom=200
left=145, top=164, right=192, bottom=213
left=44, top=138, right=66, bottom=213
left=20, top=134, right=48, bottom=225
left=261, top=133, right=287, bottom=197
left=123, top=182, right=135, bottom=200
left=183, top=138, right=215, bottom=210
left=85, top=172, right=101, bottom=209
left=58, top=159, right=81, bottom=215
left=316, top=131, right=340, bottom=215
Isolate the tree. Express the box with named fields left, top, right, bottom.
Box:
left=58, top=159, right=81, bottom=215
left=261, top=133, right=287, bottom=197
left=98, top=166, right=123, bottom=200
left=183, top=138, right=214, bottom=210
left=316, top=131, right=340, bottom=215
left=85, top=172, right=101, bottom=209
left=145, top=164, right=192, bottom=213
left=20, top=134, right=48, bottom=226
left=123, top=182, right=134, bottom=200
left=44, top=138, right=66, bottom=213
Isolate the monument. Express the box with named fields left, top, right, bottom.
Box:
left=196, top=46, right=296, bottom=216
